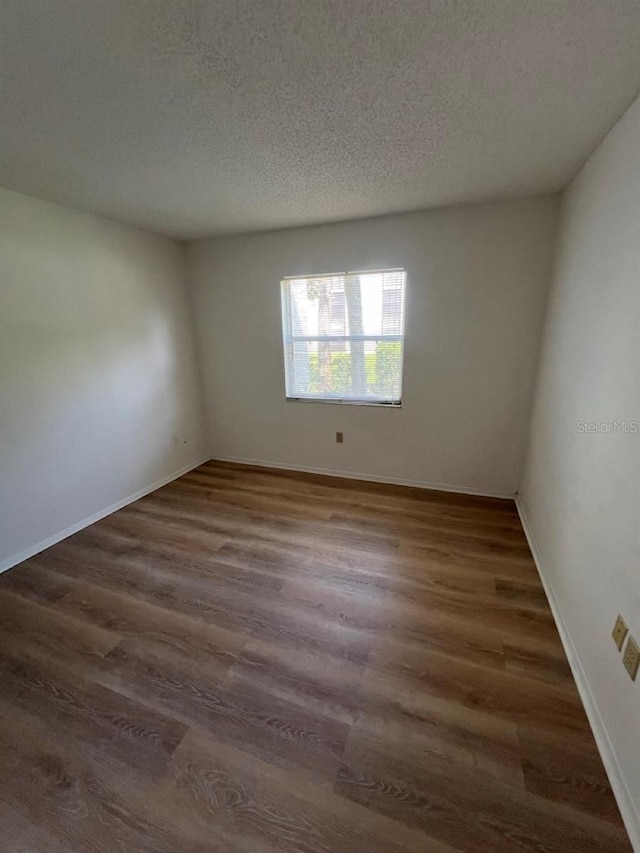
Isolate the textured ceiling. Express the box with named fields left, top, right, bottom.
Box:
left=1, top=1, right=640, bottom=239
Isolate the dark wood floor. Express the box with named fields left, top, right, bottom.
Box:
left=0, top=461, right=631, bottom=852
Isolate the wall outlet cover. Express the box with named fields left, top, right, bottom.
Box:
left=612, top=614, right=629, bottom=651
left=622, top=634, right=639, bottom=681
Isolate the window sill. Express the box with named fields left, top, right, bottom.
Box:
left=285, top=397, right=402, bottom=408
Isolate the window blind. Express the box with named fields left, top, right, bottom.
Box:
left=280, top=268, right=406, bottom=404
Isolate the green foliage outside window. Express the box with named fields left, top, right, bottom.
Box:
left=306, top=341, right=401, bottom=397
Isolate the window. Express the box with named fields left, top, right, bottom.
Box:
left=280, top=268, right=406, bottom=405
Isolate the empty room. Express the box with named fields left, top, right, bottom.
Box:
left=1, top=2, right=638, bottom=851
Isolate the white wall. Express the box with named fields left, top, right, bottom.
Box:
left=519, top=96, right=640, bottom=847
left=0, top=189, right=208, bottom=570
left=187, top=197, right=558, bottom=497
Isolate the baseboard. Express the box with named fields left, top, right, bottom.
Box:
left=0, top=456, right=210, bottom=576
left=209, top=454, right=514, bottom=500
left=516, top=498, right=640, bottom=852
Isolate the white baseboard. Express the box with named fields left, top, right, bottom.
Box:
left=516, top=498, right=640, bottom=853
left=0, top=456, right=210, bottom=576
left=209, top=454, right=514, bottom=500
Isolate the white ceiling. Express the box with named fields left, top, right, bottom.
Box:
left=2, top=1, right=640, bottom=239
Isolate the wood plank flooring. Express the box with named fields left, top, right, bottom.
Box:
left=0, top=460, right=632, bottom=852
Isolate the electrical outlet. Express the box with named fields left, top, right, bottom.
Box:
left=612, top=614, right=629, bottom=651
left=623, top=634, right=639, bottom=682
left=336, top=432, right=344, bottom=443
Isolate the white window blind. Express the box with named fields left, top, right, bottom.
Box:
left=280, top=268, right=406, bottom=405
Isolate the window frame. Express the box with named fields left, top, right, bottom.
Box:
left=280, top=267, right=406, bottom=407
